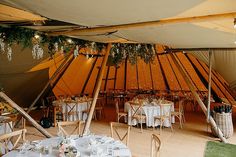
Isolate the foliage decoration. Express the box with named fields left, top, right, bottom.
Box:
left=108, top=43, right=156, bottom=66
left=0, top=25, right=156, bottom=65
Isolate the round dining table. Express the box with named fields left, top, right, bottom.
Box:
left=3, top=134, right=132, bottom=157
left=53, top=99, right=92, bottom=121
left=124, top=99, right=175, bottom=127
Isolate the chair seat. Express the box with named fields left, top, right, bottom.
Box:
left=132, top=114, right=146, bottom=120
left=118, top=111, right=128, bottom=116
left=154, top=115, right=169, bottom=119
left=171, top=111, right=180, bottom=116
left=95, top=106, right=103, bottom=110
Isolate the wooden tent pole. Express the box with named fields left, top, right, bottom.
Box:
left=51, top=12, right=236, bottom=35
left=124, top=57, right=128, bottom=90
left=149, top=63, right=154, bottom=90
left=170, top=53, right=227, bottom=143
left=104, top=66, right=110, bottom=91
left=26, top=53, right=73, bottom=113
left=114, top=66, right=118, bottom=89
left=136, top=63, right=140, bottom=89
left=0, top=92, right=53, bottom=138
left=207, top=51, right=213, bottom=122
left=82, top=43, right=111, bottom=135
left=81, top=56, right=98, bottom=94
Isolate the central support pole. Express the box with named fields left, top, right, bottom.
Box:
left=83, top=43, right=111, bottom=135
left=207, top=51, right=213, bottom=122
left=170, top=53, right=227, bottom=143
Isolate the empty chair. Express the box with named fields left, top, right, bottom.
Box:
left=151, top=134, right=161, bottom=157
left=57, top=120, right=84, bottom=136
left=153, top=103, right=173, bottom=134
left=115, top=101, right=128, bottom=122
left=94, top=97, right=105, bottom=120
left=110, top=122, right=130, bottom=146
left=0, top=129, right=26, bottom=154
left=171, top=99, right=185, bottom=128
left=129, top=101, right=146, bottom=132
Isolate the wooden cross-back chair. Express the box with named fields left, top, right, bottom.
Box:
left=57, top=120, right=84, bottom=136
left=115, top=100, right=128, bottom=122
left=171, top=99, right=185, bottom=128
left=153, top=103, right=173, bottom=134
left=0, top=129, right=26, bottom=154
left=151, top=134, right=161, bottom=157
left=129, top=101, right=146, bottom=132
left=110, top=122, right=130, bottom=146
left=94, top=97, right=105, bottom=120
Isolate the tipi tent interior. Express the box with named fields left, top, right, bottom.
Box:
left=0, top=1, right=236, bottom=156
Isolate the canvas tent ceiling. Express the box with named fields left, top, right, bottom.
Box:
left=1, top=0, right=236, bottom=48
left=0, top=1, right=236, bottom=105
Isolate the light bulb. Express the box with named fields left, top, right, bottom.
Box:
left=67, top=38, right=73, bottom=44
left=34, top=34, right=40, bottom=39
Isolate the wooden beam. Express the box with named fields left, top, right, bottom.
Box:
left=26, top=53, right=73, bottom=114
left=51, top=12, right=236, bottom=35
left=166, top=54, right=182, bottom=91
left=207, top=51, right=212, bottom=122
left=114, top=67, right=118, bottom=89
left=176, top=53, right=201, bottom=92
left=81, top=56, right=98, bottom=94
left=170, top=53, right=227, bottom=143
left=82, top=43, right=111, bottom=135
left=124, top=57, right=128, bottom=90
left=135, top=63, right=140, bottom=90
left=51, top=54, right=74, bottom=90
left=92, top=66, right=101, bottom=96
left=104, top=66, right=110, bottom=91
left=156, top=53, right=169, bottom=91
left=149, top=63, right=154, bottom=90
left=0, top=92, right=53, bottom=138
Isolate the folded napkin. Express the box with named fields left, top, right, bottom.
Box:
left=113, top=148, right=131, bottom=156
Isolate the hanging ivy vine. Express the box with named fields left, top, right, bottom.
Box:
left=0, top=25, right=156, bottom=65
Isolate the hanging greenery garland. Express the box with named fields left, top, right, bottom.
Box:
left=0, top=26, right=156, bottom=65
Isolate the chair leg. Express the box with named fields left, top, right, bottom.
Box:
left=160, top=122, right=162, bottom=135
left=170, top=117, right=173, bottom=132
left=117, top=115, right=120, bottom=123
left=140, top=119, right=143, bottom=133
left=179, top=115, right=183, bottom=129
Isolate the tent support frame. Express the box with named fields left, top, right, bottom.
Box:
left=82, top=43, right=111, bottom=135
left=170, top=53, right=227, bottom=143
left=207, top=51, right=212, bottom=122
left=0, top=92, right=53, bottom=138
left=81, top=56, right=98, bottom=95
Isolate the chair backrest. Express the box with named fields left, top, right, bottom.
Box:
left=115, top=100, right=119, bottom=115
left=0, top=129, right=26, bottom=154
left=156, top=102, right=172, bottom=117
left=178, top=99, right=184, bottom=114
left=110, top=122, right=130, bottom=146
left=96, top=97, right=104, bottom=108
left=129, top=101, right=144, bottom=117
left=151, top=134, right=161, bottom=157
left=57, top=120, right=84, bottom=136
left=46, top=96, right=56, bottom=106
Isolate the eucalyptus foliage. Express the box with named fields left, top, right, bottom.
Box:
left=0, top=26, right=156, bottom=65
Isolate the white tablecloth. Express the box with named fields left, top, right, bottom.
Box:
left=124, top=101, right=175, bottom=127
left=0, top=116, right=12, bottom=135
left=53, top=100, right=92, bottom=121
left=0, top=116, right=13, bottom=154
left=3, top=135, right=132, bottom=157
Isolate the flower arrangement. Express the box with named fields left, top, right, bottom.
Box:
left=0, top=101, right=17, bottom=115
